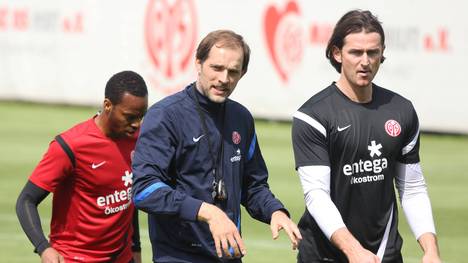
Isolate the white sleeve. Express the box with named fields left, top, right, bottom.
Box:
left=395, top=162, right=436, bottom=240
left=298, top=166, right=346, bottom=239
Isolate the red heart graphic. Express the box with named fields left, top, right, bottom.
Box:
left=145, top=0, right=197, bottom=79
left=264, top=1, right=300, bottom=82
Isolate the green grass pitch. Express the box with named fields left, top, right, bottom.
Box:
left=0, top=101, right=467, bottom=262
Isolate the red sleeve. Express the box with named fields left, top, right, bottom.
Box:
left=29, top=140, right=74, bottom=193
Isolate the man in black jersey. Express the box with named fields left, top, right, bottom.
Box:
left=292, top=10, right=442, bottom=263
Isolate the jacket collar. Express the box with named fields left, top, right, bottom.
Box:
left=187, top=82, right=224, bottom=113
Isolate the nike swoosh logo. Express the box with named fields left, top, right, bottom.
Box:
left=337, top=125, right=351, bottom=132
left=91, top=161, right=106, bottom=169
left=193, top=134, right=205, bottom=142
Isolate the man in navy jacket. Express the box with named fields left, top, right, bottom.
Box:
left=132, top=30, right=302, bottom=262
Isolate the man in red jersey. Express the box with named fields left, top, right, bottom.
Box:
left=16, top=70, right=148, bottom=263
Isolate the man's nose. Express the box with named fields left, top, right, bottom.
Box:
left=131, top=119, right=141, bottom=129
left=218, top=70, right=228, bottom=84
left=361, top=53, right=370, bottom=66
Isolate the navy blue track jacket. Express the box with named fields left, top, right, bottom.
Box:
left=132, top=83, right=286, bottom=263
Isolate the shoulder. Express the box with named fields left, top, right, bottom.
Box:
left=59, top=118, right=96, bottom=147
left=226, top=99, right=252, bottom=118
left=295, top=84, right=337, bottom=125
left=298, top=84, right=336, bottom=114
left=152, top=88, right=190, bottom=111
left=225, top=99, right=255, bottom=130
left=373, top=84, right=415, bottom=111
left=146, top=88, right=193, bottom=121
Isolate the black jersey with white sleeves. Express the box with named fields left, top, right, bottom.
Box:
left=292, top=82, right=420, bottom=262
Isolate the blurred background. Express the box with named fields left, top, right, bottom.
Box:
left=1, top=0, right=467, bottom=262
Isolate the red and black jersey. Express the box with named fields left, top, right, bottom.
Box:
left=30, top=117, right=136, bottom=263
left=292, top=83, right=420, bottom=262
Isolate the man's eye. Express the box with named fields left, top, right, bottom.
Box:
left=350, top=50, right=363, bottom=56
left=125, top=115, right=137, bottom=122
left=368, top=50, right=380, bottom=57
left=228, top=70, right=240, bottom=76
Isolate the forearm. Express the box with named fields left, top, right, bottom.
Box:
left=241, top=184, right=286, bottom=224
left=331, top=227, right=365, bottom=257
left=330, top=228, right=380, bottom=262
left=131, top=209, right=141, bottom=252
left=16, top=181, right=50, bottom=254
left=418, top=232, right=440, bottom=256
left=298, top=166, right=345, bottom=239
left=396, top=162, right=436, bottom=239
left=133, top=181, right=203, bottom=221
left=242, top=161, right=286, bottom=223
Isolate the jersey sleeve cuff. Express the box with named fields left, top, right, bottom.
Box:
left=179, top=195, right=203, bottom=221
left=35, top=240, right=51, bottom=255
left=28, top=178, right=53, bottom=193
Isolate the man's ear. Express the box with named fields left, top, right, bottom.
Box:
left=103, top=98, right=113, bottom=113
left=332, top=46, right=342, bottom=63
left=381, top=45, right=386, bottom=63
left=195, top=59, right=202, bottom=75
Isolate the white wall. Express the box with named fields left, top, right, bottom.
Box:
left=1, top=0, right=467, bottom=133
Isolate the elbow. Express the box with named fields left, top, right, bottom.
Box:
left=15, top=189, right=30, bottom=217
left=15, top=195, right=24, bottom=218
left=132, top=181, right=170, bottom=211
left=132, top=187, right=145, bottom=209
left=132, top=195, right=144, bottom=210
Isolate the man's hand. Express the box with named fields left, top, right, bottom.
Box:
left=346, top=248, right=381, bottom=263
left=270, top=210, right=302, bottom=250
left=132, top=251, right=142, bottom=263
left=40, top=247, right=65, bottom=263
left=197, top=202, right=246, bottom=258
left=422, top=253, right=442, bottom=263
left=331, top=227, right=380, bottom=263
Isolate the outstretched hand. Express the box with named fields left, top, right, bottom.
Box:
left=270, top=210, right=302, bottom=250
left=198, top=202, right=246, bottom=258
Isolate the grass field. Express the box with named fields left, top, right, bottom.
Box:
left=1, top=101, right=467, bottom=262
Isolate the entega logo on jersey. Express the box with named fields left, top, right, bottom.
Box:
left=343, top=140, right=388, bottom=184
left=96, top=170, right=133, bottom=215
left=230, top=148, right=242, bottom=163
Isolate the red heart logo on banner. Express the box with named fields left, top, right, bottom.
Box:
left=145, top=0, right=197, bottom=79
left=264, top=1, right=303, bottom=83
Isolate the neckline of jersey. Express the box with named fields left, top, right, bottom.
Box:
left=332, top=82, right=377, bottom=107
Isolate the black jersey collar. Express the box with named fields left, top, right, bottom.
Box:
left=332, top=81, right=376, bottom=106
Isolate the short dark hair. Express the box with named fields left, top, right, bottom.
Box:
left=196, top=30, right=251, bottom=75
left=326, top=10, right=386, bottom=73
left=105, top=70, right=148, bottom=104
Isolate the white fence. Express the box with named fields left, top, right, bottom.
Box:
left=1, top=0, right=467, bottom=133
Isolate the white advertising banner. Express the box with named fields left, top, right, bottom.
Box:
left=0, top=0, right=467, bottom=133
